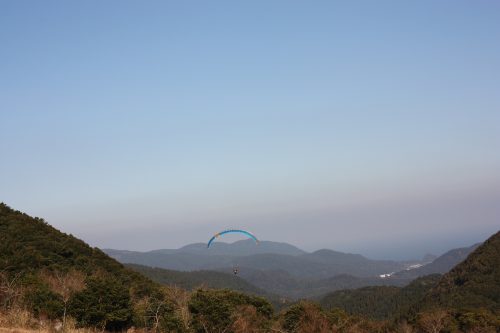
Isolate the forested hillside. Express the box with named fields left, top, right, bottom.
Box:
left=0, top=203, right=182, bottom=330
left=319, top=231, right=500, bottom=331
left=320, top=274, right=441, bottom=320
left=417, top=231, right=500, bottom=313
left=237, top=269, right=410, bottom=299
left=0, top=203, right=272, bottom=332
left=127, top=264, right=268, bottom=296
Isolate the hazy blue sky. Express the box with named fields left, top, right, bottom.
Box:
left=1, top=1, right=499, bottom=259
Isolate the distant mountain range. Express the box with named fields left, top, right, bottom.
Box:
left=104, top=240, right=411, bottom=279
left=175, top=240, right=306, bottom=256
left=104, top=238, right=481, bottom=299
left=105, top=239, right=305, bottom=259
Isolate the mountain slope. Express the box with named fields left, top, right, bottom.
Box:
left=318, top=231, right=500, bottom=322
left=0, top=203, right=277, bottom=332
left=103, top=250, right=235, bottom=271
left=126, top=263, right=268, bottom=296
left=236, top=268, right=410, bottom=299
left=303, top=249, right=404, bottom=278
left=0, top=203, right=176, bottom=330
left=319, top=274, right=441, bottom=320
left=418, top=230, right=500, bottom=312
left=0, top=203, right=148, bottom=284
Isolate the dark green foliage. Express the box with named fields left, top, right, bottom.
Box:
left=69, top=277, right=132, bottom=330
left=282, top=302, right=323, bottom=332
left=320, top=286, right=401, bottom=320
left=1, top=204, right=112, bottom=275
left=319, top=232, right=500, bottom=324
left=24, top=283, right=64, bottom=319
left=419, top=231, right=500, bottom=313
left=0, top=203, right=138, bottom=281
left=0, top=203, right=178, bottom=330
left=132, top=294, right=185, bottom=333
left=237, top=269, right=410, bottom=299
left=129, top=264, right=290, bottom=312
left=453, top=308, right=500, bottom=332
left=394, top=274, right=442, bottom=318
left=281, top=301, right=362, bottom=333
left=127, top=263, right=266, bottom=295
left=188, top=289, right=273, bottom=333
left=320, top=274, right=441, bottom=320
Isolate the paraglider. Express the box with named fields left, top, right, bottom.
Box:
left=207, top=229, right=259, bottom=248
left=207, top=229, right=258, bottom=276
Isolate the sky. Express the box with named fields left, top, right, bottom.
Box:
left=1, top=1, right=499, bottom=260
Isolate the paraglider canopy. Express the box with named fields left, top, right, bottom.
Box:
left=207, top=229, right=259, bottom=248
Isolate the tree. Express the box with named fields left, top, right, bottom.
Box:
left=396, top=320, right=414, bottom=333
left=41, top=269, right=85, bottom=328
left=0, top=271, right=22, bottom=310
left=418, top=310, right=449, bottom=333
left=455, top=309, right=500, bottom=333
left=69, top=277, right=132, bottom=330
left=133, top=292, right=182, bottom=333
left=230, top=305, right=271, bottom=333
left=282, top=301, right=334, bottom=333
left=168, top=286, right=191, bottom=332
left=188, top=289, right=273, bottom=333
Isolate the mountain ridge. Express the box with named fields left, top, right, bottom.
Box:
left=105, top=239, right=307, bottom=257
left=104, top=237, right=486, bottom=300
left=104, top=242, right=410, bottom=279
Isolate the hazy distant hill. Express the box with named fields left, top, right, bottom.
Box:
left=105, top=244, right=407, bottom=279
left=105, top=243, right=419, bottom=299
left=390, top=243, right=480, bottom=280
left=303, top=249, right=406, bottom=278
left=106, top=239, right=305, bottom=258
left=104, top=235, right=489, bottom=301
left=179, top=239, right=306, bottom=256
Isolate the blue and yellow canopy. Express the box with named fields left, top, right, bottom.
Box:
left=207, top=229, right=259, bottom=248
